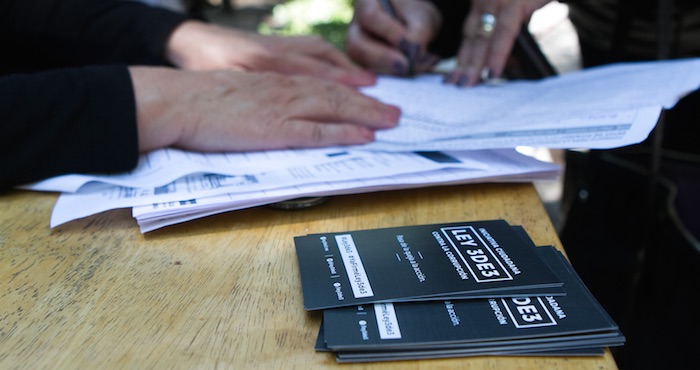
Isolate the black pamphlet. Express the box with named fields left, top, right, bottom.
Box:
left=319, top=246, right=624, bottom=362
left=295, top=219, right=563, bottom=310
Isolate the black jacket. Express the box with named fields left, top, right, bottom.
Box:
left=0, top=0, right=187, bottom=190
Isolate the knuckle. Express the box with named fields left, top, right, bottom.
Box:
left=323, top=84, right=345, bottom=113
left=309, top=124, right=326, bottom=145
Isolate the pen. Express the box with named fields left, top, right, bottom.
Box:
left=379, top=0, right=416, bottom=75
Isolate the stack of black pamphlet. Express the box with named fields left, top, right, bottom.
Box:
left=294, top=219, right=624, bottom=362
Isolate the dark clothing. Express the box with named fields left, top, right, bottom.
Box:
left=561, top=3, right=700, bottom=370
left=426, top=0, right=471, bottom=58
left=560, top=147, right=700, bottom=370
left=426, top=1, right=700, bottom=369
left=568, top=0, right=700, bottom=63
left=0, top=0, right=187, bottom=190
left=1, top=66, right=138, bottom=190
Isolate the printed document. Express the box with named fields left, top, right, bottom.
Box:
left=49, top=149, right=558, bottom=230
left=356, top=58, right=700, bottom=151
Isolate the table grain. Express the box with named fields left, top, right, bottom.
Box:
left=0, top=184, right=618, bottom=369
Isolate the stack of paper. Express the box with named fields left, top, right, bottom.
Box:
left=24, top=58, right=700, bottom=232
left=34, top=149, right=559, bottom=232
left=294, top=220, right=624, bottom=362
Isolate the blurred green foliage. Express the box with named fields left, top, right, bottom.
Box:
left=258, top=0, right=353, bottom=50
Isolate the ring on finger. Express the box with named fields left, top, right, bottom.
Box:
left=480, top=13, right=497, bottom=36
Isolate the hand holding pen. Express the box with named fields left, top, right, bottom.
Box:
left=348, top=0, right=551, bottom=86
left=346, top=0, right=441, bottom=77
left=378, top=0, right=418, bottom=75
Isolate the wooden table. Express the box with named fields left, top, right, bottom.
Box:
left=0, top=183, right=618, bottom=369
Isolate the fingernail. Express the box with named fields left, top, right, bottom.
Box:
left=398, top=38, right=419, bottom=60
left=357, top=70, right=376, bottom=85
left=384, top=105, right=401, bottom=124
left=443, top=71, right=457, bottom=84
left=360, top=128, right=376, bottom=142
left=398, top=38, right=420, bottom=75
left=392, top=60, right=408, bottom=76
left=456, top=73, right=471, bottom=87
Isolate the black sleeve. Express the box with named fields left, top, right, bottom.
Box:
left=0, top=0, right=190, bottom=191
left=0, top=0, right=188, bottom=73
left=0, top=65, right=140, bottom=191
left=426, top=0, right=471, bottom=57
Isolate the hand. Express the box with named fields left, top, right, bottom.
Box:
left=166, top=21, right=375, bottom=87
left=346, top=0, right=442, bottom=76
left=129, top=67, right=401, bottom=152
left=445, top=0, right=551, bottom=86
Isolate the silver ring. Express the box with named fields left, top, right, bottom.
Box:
left=480, top=13, right=497, bottom=35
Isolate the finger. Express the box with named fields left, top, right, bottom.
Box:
left=266, top=52, right=376, bottom=87
left=355, top=0, right=407, bottom=46
left=346, top=22, right=412, bottom=75
left=269, top=119, right=380, bottom=149
left=399, top=4, right=441, bottom=74
left=484, top=6, right=523, bottom=78
left=286, top=36, right=378, bottom=86
left=400, top=1, right=442, bottom=48
left=279, top=78, right=401, bottom=129
left=450, top=11, right=494, bottom=86
left=285, top=35, right=357, bottom=68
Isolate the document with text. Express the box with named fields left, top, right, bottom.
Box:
left=356, top=58, right=700, bottom=151
left=49, top=149, right=558, bottom=231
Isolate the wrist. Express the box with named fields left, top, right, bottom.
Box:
left=129, top=66, right=184, bottom=152
left=165, top=20, right=208, bottom=69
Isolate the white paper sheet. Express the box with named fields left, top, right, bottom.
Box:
left=25, top=147, right=356, bottom=192
left=48, top=150, right=495, bottom=227
left=130, top=149, right=560, bottom=232
left=356, top=58, right=700, bottom=151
